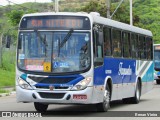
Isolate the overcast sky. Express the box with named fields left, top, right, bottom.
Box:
left=0, top=0, right=52, bottom=6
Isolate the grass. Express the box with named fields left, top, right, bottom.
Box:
left=0, top=69, right=15, bottom=88
left=0, top=49, right=16, bottom=88
left=0, top=89, right=9, bottom=94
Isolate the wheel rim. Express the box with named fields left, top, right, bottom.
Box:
left=136, top=85, right=140, bottom=100
left=103, top=89, right=110, bottom=108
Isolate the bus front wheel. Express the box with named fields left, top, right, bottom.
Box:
left=96, top=84, right=110, bottom=112
left=34, top=102, right=48, bottom=112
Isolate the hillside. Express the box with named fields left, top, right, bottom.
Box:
left=133, top=0, right=160, bottom=43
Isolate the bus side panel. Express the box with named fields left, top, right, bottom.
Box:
left=137, top=60, right=154, bottom=94
left=94, top=57, right=136, bottom=101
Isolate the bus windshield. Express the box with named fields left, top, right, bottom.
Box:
left=154, top=50, right=160, bottom=69
left=17, top=31, right=91, bottom=73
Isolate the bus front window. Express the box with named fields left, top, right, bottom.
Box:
left=17, top=31, right=91, bottom=73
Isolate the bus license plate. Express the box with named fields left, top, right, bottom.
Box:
left=73, top=95, right=87, bottom=100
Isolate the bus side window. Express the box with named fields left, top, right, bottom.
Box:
left=93, top=26, right=104, bottom=67
left=112, top=29, right=121, bottom=57
left=146, top=37, right=152, bottom=60
left=139, top=35, right=145, bottom=59
left=131, top=33, right=138, bottom=58
left=103, top=27, right=112, bottom=56
left=122, top=32, right=130, bottom=58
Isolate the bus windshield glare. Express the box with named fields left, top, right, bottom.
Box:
left=17, top=31, right=91, bottom=73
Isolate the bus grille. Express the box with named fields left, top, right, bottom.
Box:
left=28, top=76, right=76, bottom=84
left=38, top=92, right=65, bottom=99
left=35, top=86, right=69, bottom=90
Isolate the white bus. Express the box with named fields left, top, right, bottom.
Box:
left=14, top=12, right=153, bottom=112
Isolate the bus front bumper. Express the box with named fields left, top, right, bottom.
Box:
left=16, top=86, right=98, bottom=104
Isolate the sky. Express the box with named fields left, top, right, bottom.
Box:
left=0, top=0, right=52, bottom=6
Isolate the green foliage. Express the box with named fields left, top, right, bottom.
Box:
left=0, top=69, right=15, bottom=87
left=1, top=50, right=16, bottom=71
left=81, top=0, right=160, bottom=43
left=133, top=0, right=160, bottom=43
left=0, top=89, right=9, bottom=93
left=81, top=0, right=107, bottom=17
left=0, top=50, right=15, bottom=87
left=81, top=0, right=139, bottom=24
left=6, top=10, right=24, bottom=26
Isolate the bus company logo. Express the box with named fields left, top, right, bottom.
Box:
left=118, top=62, right=132, bottom=76
left=49, top=85, right=54, bottom=91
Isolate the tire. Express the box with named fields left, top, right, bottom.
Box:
left=34, top=102, right=48, bottom=112
left=96, top=84, right=110, bottom=112
left=156, top=80, right=160, bottom=84
left=123, top=81, right=141, bottom=104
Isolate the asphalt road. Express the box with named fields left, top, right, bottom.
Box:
left=0, top=82, right=160, bottom=119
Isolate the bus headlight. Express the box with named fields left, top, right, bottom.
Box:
left=18, top=77, right=33, bottom=90
left=71, top=77, right=92, bottom=90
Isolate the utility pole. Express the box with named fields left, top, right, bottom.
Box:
left=130, top=0, right=133, bottom=25
left=6, top=0, right=11, bottom=11
left=107, top=0, right=111, bottom=18
left=55, top=0, right=59, bottom=12
left=0, top=33, right=3, bottom=67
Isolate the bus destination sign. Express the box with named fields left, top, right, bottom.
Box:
left=155, top=46, right=160, bottom=50
left=20, top=16, right=90, bottom=30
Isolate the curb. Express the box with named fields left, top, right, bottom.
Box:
left=0, top=91, right=16, bottom=97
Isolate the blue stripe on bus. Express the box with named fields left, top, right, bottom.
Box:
left=20, top=74, right=27, bottom=81
left=142, top=63, right=154, bottom=82
left=94, top=57, right=137, bottom=85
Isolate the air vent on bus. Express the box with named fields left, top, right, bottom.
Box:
left=38, top=92, right=65, bottom=99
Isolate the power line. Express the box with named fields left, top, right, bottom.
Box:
left=110, top=0, right=124, bottom=18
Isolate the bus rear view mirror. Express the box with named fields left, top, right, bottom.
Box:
left=6, top=35, right=11, bottom=48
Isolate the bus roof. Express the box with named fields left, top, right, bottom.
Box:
left=22, top=12, right=89, bottom=17
left=22, top=12, right=152, bottom=37
left=90, top=13, right=152, bottom=37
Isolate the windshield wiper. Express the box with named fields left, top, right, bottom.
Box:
left=57, top=28, right=74, bottom=57
left=35, top=30, right=48, bottom=56
left=60, top=28, right=74, bottom=48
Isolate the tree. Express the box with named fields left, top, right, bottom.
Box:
left=81, top=0, right=140, bottom=25
left=6, top=10, right=24, bottom=26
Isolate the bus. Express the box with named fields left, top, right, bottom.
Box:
left=14, top=12, right=154, bottom=112
left=154, top=44, right=160, bottom=84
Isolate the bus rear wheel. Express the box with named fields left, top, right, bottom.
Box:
left=123, top=81, right=141, bottom=104
left=96, top=84, right=110, bottom=112
left=131, top=80, right=141, bottom=104
left=34, top=102, right=48, bottom=112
